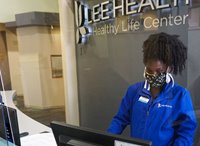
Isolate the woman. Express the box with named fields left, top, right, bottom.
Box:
left=107, top=32, right=197, bottom=146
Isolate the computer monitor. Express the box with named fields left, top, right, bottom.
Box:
left=51, top=121, right=152, bottom=146
left=0, top=105, right=21, bottom=146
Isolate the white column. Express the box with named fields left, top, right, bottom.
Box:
left=58, top=0, right=79, bottom=126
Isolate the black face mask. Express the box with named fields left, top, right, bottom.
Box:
left=144, top=70, right=166, bottom=87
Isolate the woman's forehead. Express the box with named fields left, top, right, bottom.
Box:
left=145, top=60, right=167, bottom=70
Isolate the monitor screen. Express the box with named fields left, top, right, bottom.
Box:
left=0, top=105, right=21, bottom=146
left=51, top=121, right=152, bottom=146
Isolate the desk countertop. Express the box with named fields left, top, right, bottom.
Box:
left=20, top=133, right=57, bottom=146
left=1, top=90, right=51, bottom=135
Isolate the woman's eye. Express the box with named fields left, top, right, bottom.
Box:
left=146, top=69, right=154, bottom=74
left=146, top=67, right=165, bottom=75
left=147, top=70, right=157, bottom=75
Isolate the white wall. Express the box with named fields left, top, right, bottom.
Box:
left=0, top=0, right=58, bottom=22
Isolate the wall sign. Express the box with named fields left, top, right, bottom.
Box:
left=75, top=0, right=190, bottom=43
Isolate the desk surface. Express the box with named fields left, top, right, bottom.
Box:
left=1, top=91, right=51, bottom=135
left=20, top=132, right=57, bottom=146
left=0, top=137, right=17, bottom=146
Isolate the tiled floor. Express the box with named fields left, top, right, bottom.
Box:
left=14, top=96, right=65, bottom=127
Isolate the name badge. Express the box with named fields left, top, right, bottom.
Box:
left=138, top=96, right=149, bottom=104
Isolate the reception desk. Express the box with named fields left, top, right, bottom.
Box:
left=1, top=90, right=51, bottom=135
left=20, top=133, right=57, bottom=146
left=1, top=90, right=57, bottom=146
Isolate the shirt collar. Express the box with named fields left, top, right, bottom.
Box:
left=141, top=74, right=174, bottom=98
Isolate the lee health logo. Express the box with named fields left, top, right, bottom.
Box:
left=74, top=1, right=90, bottom=44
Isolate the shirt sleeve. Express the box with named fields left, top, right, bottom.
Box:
left=172, top=90, right=197, bottom=146
left=107, top=85, right=136, bottom=134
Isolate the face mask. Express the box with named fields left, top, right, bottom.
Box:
left=144, top=69, right=166, bottom=87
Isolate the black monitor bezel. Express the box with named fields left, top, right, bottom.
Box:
left=51, top=121, right=152, bottom=146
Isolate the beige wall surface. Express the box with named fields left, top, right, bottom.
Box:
left=0, top=0, right=58, bottom=22
left=0, top=30, right=11, bottom=90
left=17, top=26, right=64, bottom=108
left=6, top=29, right=24, bottom=95
left=58, top=0, right=79, bottom=125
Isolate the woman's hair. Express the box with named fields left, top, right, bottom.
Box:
left=142, top=32, right=187, bottom=75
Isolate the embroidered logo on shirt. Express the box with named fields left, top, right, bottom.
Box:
left=157, top=103, right=172, bottom=108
